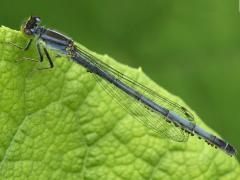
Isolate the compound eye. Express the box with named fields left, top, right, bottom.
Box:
left=35, top=17, right=41, bottom=23
left=25, top=29, right=32, bottom=35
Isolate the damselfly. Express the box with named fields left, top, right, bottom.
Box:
left=3, top=16, right=236, bottom=156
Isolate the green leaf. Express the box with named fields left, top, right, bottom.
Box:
left=0, top=26, right=239, bottom=180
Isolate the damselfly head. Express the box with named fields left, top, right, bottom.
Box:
left=21, top=16, right=41, bottom=36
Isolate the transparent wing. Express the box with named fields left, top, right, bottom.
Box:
left=76, top=46, right=195, bottom=142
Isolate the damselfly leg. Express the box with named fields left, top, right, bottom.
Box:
left=1, top=39, right=54, bottom=69
left=5, top=38, right=33, bottom=51
left=36, top=42, right=54, bottom=70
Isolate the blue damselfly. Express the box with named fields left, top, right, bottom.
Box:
left=3, top=16, right=236, bottom=156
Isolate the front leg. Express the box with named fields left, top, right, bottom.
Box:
left=7, top=39, right=33, bottom=51
left=13, top=41, right=44, bottom=66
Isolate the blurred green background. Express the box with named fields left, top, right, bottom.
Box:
left=0, top=0, right=239, bottom=159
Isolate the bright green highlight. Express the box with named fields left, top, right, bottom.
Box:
left=0, top=26, right=239, bottom=180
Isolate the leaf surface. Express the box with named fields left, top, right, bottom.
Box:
left=0, top=26, right=239, bottom=180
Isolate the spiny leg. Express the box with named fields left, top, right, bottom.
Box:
left=37, top=47, right=54, bottom=70
left=23, top=39, right=33, bottom=51
left=7, top=39, right=33, bottom=51
left=20, top=43, right=54, bottom=70
left=37, top=42, right=43, bottom=62
left=21, top=42, right=54, bottom=70
left=43, top=47, right=54, bottom=68
left=17, top=41, right=41, bottom=63
left=10, top=39, right=39, bottom=63
left=2, top=39, right=54, bottom=69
